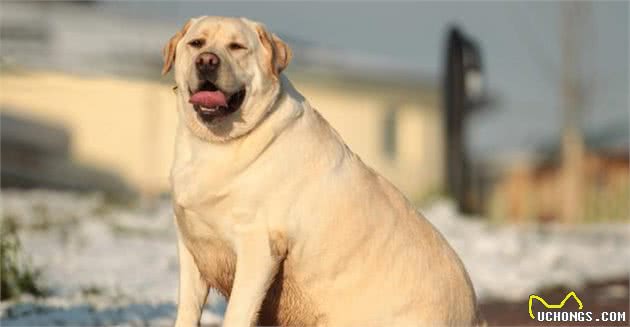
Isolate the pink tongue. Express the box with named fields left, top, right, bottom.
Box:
left=189, top=91, right=227, bottom=108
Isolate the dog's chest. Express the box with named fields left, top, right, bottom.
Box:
left=171, top=158, right=231, bottom=209
left=175, top=206, right=322, bottom=326
left=171, top=146, right=323, bottom=325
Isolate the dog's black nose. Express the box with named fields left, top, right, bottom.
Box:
left=196, top=52, right=220, bottom=73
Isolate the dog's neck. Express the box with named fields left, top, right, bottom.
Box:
left=172, top=75, right=305, bottom=176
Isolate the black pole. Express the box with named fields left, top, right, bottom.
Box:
left=443, top=26, right=482, bottom=214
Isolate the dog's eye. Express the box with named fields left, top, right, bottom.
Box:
left=188, top=39, right=205, bottom=48
left=228, top=42, right=247, bottom=51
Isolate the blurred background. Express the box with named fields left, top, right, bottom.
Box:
left=1, top=1, right=628, bottom=326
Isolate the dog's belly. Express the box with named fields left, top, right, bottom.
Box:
left=186, top=241, right=322, bottom=326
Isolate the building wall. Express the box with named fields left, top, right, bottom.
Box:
left=0, top=71, right=442, bottom=200
left=1, top=71, right=175, bottom=196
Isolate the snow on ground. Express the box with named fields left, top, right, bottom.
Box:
left=423, top=202, right=630, bottom=301
left=1, top=190, right=628, bottom=326
left=1, top=190, right=224, bottom=326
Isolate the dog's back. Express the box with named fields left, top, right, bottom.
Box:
left=252, top=97, right=478, bottom=326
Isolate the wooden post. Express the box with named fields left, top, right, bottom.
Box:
left=560, top=2, right=587, bottom=223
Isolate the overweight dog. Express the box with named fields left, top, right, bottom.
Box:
left=163, top=16, right=478, bottom=327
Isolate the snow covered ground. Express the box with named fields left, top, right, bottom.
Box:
left=1, top=190, right=628, bottom=326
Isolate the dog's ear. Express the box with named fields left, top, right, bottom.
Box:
left=271, top=33, right=292, bottom=75
left=162, top=19, right=194, bottom=76
left=255, top=24, right=292, bottom=77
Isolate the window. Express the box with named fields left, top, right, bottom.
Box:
left=382, top=106, right=398, bottom=159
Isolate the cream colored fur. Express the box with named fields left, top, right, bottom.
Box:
left=165, top=16, right=478, bottom=327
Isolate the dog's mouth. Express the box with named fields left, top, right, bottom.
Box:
left=188, top=80, right=246, bottom=123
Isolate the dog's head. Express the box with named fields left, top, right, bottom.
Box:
left=162, top=16, right=292, bottom=142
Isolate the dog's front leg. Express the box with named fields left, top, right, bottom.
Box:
left=222, top=221, right=286, bottom=327
left=174, top=236, right=209, bottom=327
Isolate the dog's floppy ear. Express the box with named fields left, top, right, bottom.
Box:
left=162, top=19, right=194, bottom=76
left=270, top=32, right=292, bottom=75
left=255, top=24, right=292, bottom=77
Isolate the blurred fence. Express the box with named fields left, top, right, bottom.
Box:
left=488, top=151, right=629, bottom=223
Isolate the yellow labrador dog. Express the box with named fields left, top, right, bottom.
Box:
left=163, top=16, right=478, bottom=327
